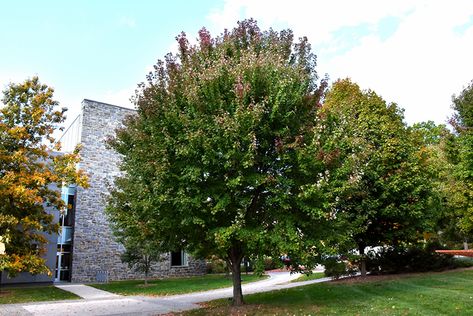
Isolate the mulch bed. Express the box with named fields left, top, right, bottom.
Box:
left=436, top=250, right=473, bottom=257
left=265, top=268, right=292, bottom=273
left=331, top=266, right=473, bottom=284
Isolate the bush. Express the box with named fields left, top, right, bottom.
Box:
left=324, top=257, right=358, bottom=279
left=452, top=257, right=473, bottom=268
left=264, top=257, right=281, bottom=271
left=206, top=258, right=228, bottom=274
left=366, top=242, right=458, bottom=274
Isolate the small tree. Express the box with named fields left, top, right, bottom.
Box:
left=120, top=238, right=164, bottom=285
left=107, top=176, right=165, bottom=285
left=0, top=77, right=87, bottom=277
left=108, top=20, right=335, bottom=305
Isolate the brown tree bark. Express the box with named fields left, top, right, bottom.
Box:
left=144, top=255, right=149, bottom=286
left=359, top=245, right=367, bottom=277
left=228, top=245, right=244, bottom=306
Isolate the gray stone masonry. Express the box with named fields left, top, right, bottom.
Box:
left=71, top=99, right=206, bottom=282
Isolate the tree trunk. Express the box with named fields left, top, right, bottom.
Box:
left=144, top=256, right=149, bottom=286
left=225, top=259, right=231, bottom=279
left=229, top=246, right=244, bottom=306
left=359, top=245, right=367, bottom=277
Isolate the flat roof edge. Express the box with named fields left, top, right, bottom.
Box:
left=82, top=99, right=137, bottom=112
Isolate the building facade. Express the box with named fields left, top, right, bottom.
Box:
left=2, top=99, right=206, bottom=284
left=63, top=99, right=206, bottom=282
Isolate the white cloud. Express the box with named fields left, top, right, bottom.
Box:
left=322, top=1, right=473, bottom=124
left=208, top=0, right=417, bottom=41
left=99, top=87, right=136, bottom=109
left=207, top=0, right=473, bottom=125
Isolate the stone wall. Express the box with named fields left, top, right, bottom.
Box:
left=71, top=99, right=206, bottom=282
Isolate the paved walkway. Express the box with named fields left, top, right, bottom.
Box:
left=0, top=271, right=330, bottom=316
left=54, top=284, right=120, bottom=300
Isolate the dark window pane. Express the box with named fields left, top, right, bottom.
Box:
left=60, top=253, right=71, bottom=269
left=60, top=270, right=70, bottom=281
left=171, top=251, right=182, bottom=266
left=61, top=244, right=72, bottom=252
left=64, top=194, right=75, bottom=226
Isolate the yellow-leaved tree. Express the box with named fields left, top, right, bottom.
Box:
left=0, top=77, right=87, bottom=277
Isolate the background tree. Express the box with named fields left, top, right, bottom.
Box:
left=0, top=77, right=87, bottom=277
left=120, top=239, right=164, bottom=286
left=319, top=79, right=434, bottom=276
left=410, top=121, right=472, bottom=249
left=107, top=176, right=164, bottom=285
left=447, top=80, right=473, bottom=238
left=108, top=20, right=335, bottom=305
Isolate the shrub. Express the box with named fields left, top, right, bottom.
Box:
left=366, top=242, right=457, bottom=274
left=206, top=258, right=228, bottom=274
left=324, top=257, right=358, bottom=279
left=453, top=257, right=473, bottom=268
left=264, top=257, right=280, bottom=271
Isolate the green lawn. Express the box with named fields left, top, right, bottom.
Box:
left=0, top=285, right=80, bottom=304
left=91, top=273, right=267, bottom=296
left=292, top=271, right=326, bottom=282
left=184, top=269, right=473, bottom=315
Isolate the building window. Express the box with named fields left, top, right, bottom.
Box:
left=56, top=185, right=76, bottom=282
left=170, top=250, right=188, bottom=267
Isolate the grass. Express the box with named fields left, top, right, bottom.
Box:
left=0, top=285, right=80, bottom=304
left=292, top=272, right=326, bottom=282
left=90, top=273, right=268, bottom=296
left=183, top=269, right=473, bottom=315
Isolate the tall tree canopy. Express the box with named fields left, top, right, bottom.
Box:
left=319, top=79, right=434, bottom=275
left=449, top=80, right=473, bottom=235
left=0, top=77, right=87, bottom=276
left=410, top=121, right=472, bottom=249
left=108, top=20, right=335, bottom=305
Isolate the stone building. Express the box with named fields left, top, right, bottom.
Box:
left=2, top=99, right=205, bottom=284
left=60, top=99, right=206, bottom=282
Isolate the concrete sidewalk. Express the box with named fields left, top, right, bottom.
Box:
left=0, top=271, right=330, bottom=316
left=54, top=284, right=120, bottom=300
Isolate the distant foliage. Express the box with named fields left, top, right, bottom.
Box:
left=449, top=80, right=473, bottom=235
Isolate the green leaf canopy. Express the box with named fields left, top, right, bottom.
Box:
left=108, top=21, right=335, bottom=305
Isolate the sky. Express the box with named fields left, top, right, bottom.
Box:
left=1, top=0, right=473, bottom=128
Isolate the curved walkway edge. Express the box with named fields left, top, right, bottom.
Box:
left=0, top=271, right=330, bottom=316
